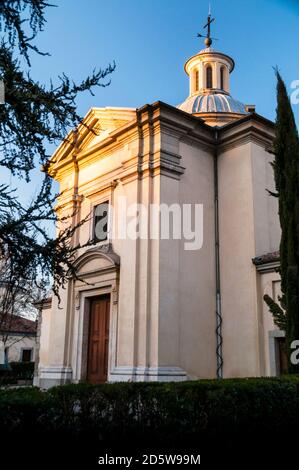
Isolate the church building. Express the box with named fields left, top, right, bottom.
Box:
left=35, top=16, right=283, bottom=388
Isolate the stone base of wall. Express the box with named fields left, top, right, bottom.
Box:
left=109, top=366, right=188, bottom=382
left=35, top=366, right=72, bottom=389
left=35, top=365, right=188, bottom=388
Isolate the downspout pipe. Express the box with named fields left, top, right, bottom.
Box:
left=214, top=128, right=223, bottom=379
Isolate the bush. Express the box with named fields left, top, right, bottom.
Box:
left=9, top=361, right=35, bottom=380
left=1, top=377, right=299, bottom=461
left=0, top=361, right=34, bottom=385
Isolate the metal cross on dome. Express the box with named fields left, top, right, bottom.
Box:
left=197, top=6, right=218, bottom=47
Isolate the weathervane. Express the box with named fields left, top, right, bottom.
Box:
left=197, top=5, right=218, bottom=48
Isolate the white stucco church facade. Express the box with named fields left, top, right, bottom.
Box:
left=35, top=19, right=283, bottom=388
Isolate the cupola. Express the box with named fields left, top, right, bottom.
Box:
left=178, top=11, right=249, bottom=126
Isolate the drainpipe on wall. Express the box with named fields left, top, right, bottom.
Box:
left=214, top=129, right=223, bottom=379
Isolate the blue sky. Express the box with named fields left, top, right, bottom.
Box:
left=28, top=0, right=299, bottom=121
left=5, top=0, right=299, bottom=202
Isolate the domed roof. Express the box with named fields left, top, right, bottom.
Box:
left=178, top=93, right=247, bottom=115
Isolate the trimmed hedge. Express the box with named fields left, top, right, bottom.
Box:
left=0, top=362, right=34, bottom=385
left=1, top=377, right=299, bottom=450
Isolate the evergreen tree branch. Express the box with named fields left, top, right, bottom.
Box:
left=263, top=294, right=287, bottom=331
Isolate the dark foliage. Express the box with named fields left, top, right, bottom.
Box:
left=265, top=71, right=299, bottom=373
left=0, top=379, right=299, bottom=463
left=0, top=0, right=51, bottom=63
left=0, top=361, right=34, bottom=384
left=264, top=293, right=286, bottom=331
left=0, top=45, right=114, bottom=177
left=0, top=1, right=115, bottom=302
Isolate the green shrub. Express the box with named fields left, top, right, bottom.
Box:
left=0, top=361, right=35, bottom=385
left=9, top=361, right=35, bottom=380
left=0, top=377, right=299, bottom=449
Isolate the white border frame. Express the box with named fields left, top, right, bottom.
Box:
left=89, top=193, right=112, bottom=248
left=72, top=279, right=118, bottom=383
left=19, top=347, right=33, bottom=362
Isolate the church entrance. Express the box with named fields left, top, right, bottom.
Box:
left=87, top=295, right=110, bottom=384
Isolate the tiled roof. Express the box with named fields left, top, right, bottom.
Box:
left=0, top=315, right=37, bottom=335
left=252, top=251, right=280, bottom=266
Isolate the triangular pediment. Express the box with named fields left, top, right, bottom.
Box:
left=79, top=107, right=136, bottom=152
left=48, top=107, right=136, bottom=174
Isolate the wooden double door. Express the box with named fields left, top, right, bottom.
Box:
left=87, top=295, right=110, bottom=384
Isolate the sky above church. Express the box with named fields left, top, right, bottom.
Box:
left=27, top=0, right=299, bottom=123
left=5, top=0, right=299, bottom=204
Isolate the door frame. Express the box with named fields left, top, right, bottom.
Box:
left=86, top=294, right=110, bottom=384
left=269, top=329, right=286, bottom=376
left=72, top=285, right=118, bottom=383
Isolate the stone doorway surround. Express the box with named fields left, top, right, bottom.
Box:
left=72, top=246, right=120, bottom=384
left=37, top=245, right=120, bottom=388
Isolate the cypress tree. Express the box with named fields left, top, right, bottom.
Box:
left=264, top=71, right=299, bottom=373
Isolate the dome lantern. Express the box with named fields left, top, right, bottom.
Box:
left=178, top=11, right=248, bottom=126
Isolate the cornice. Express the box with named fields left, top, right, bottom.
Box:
left=252, top=251, right=280, bottom=274
left=48, top=103, right=276, bottom=191
left=49, top=102, right=213, bottom=183
left=254, top=261, right=280, bottom=274
left=184, top=50, right=235, bottom=74
left=220, top=112, right=275, bottom=131
left=217, top=113, right=275, bottom=151
left=34, top=298, right=52, bottom=311
left=50, top=125, right=140, bottom=182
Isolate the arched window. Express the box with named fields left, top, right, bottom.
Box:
left=195, top=70, right=199, bottom=92
left=220, top=66, right=225, bottom=90
left=206, top=66, right=213, bottom=89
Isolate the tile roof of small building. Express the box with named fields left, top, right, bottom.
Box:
left=252, top=251, right=280, bottom=266
left=0, top=315, right=37, bottom=335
